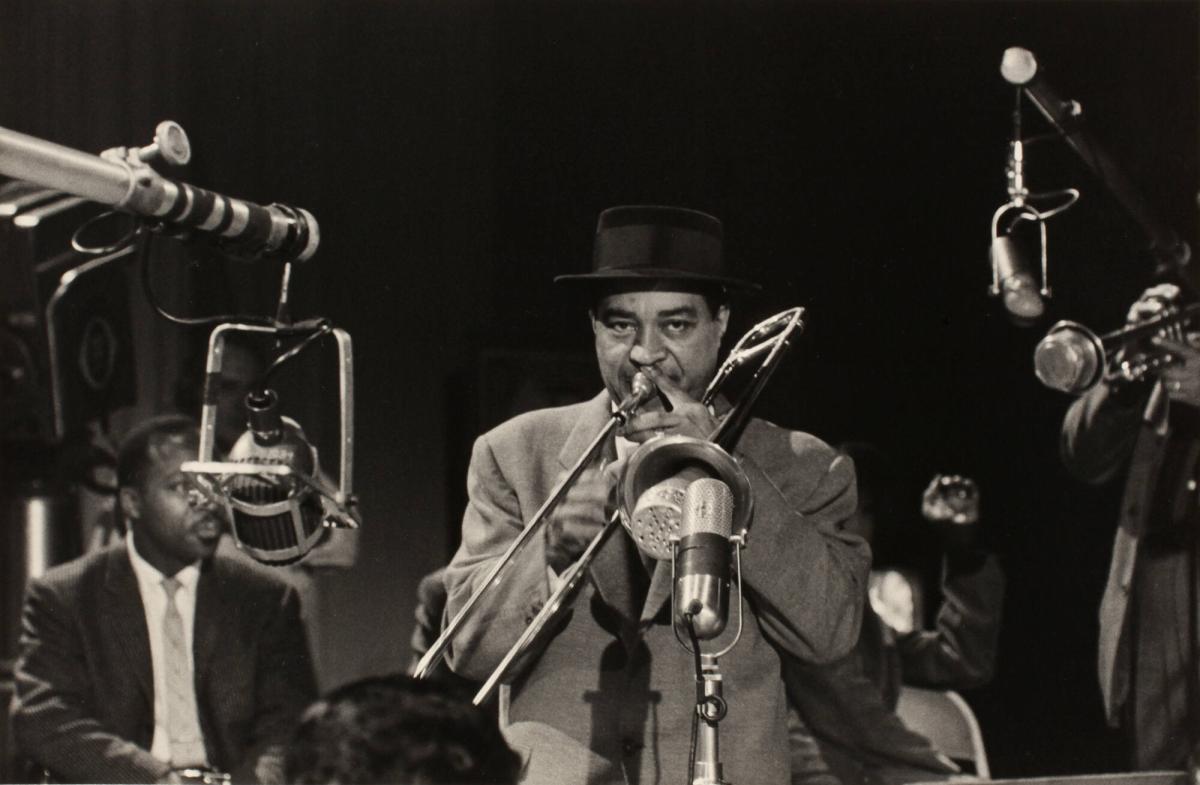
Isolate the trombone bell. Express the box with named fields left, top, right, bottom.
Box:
left=619, top=435, right=753, bottom=561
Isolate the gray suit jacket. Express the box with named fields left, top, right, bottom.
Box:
left=11, top=544, right=317, bottom=784
left=444, top=391, right=870, bottom=785
left=1061, top=381, right=1167, bottom=724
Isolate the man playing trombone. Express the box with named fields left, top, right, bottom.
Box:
left=440, top=205, right=871, bottom=784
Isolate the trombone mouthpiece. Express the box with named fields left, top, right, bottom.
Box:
left=631, top=372, right=656, bottom=403
left=614, top=372, right=660, bottom=422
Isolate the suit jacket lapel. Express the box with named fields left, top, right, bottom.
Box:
left=103, top=548, right=153, bottom=702
left=640, top=561, right=673, bottom=625
left=556, top=390, right=617, bottom=471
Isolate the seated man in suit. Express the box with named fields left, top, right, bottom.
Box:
left=11, top=414, right=317, bottom=784
left=442, top=205, right=870, bottom=785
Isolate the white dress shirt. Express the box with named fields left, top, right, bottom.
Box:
left=125, top=534, right=208, bottom=767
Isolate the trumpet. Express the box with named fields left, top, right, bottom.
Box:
left=413, top=307, right=806, bottom=704
left=1033, top=302, right=1200, bottom=394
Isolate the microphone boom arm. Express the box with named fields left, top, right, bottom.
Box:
left=0, top=123, right=319, bottom=264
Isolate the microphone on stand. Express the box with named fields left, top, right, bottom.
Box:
left=674, top=477, right=734, bottom=641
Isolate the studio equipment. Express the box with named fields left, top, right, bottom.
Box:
left=0, top=122, right=358, bottom=567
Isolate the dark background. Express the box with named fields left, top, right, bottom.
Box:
left=1, top=0, right=1197, bottom=777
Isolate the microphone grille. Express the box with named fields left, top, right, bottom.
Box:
left=629, top=477, right=687, bottom=561
left=681, top=478, right=734, bottom=538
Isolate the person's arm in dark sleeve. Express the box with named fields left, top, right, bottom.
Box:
left=11, top=578, right=172, bottom=784
left=1061, top=379, right=1154, bottom=484
left=783, top=652, right=960, bottom=777
left=895, top=547, right=1006, bottom=689
left=737, top=425, right=872, bottom=664
left=229, top=584, right=318, bottom=785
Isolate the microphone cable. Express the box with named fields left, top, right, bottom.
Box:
left=686, top=612, right=702, bottom=785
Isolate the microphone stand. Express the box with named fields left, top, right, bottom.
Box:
left=692, top=655, right=727, bottom=785
left=677, top=534, right=746, bottom=785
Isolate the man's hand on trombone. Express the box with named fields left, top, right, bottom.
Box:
left=621, top=366, right=719, bottom=443
left=545, top=460, right=624, bottom=573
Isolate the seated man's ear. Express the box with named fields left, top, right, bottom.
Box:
left=119, top=487, right=141, bottom=523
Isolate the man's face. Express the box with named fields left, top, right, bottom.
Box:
left=215, top=344, right=264, bottom=453
left=591, top=290, right=729, bottom=405
left=122, top=435, right=224, bottom=575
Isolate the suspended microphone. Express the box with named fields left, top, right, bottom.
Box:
left=988, top=58, right=1045, bottom=323
left=674, top=477, right=734, bottom=641
left=182, top=322, right=359, bottom=565
left=988, top=47, right=1087, bottom=326
left=991, top=234, right=1045, bottom=322
left=0, top=123, right=318, bottom=263
left=223, top=389, right=327, bottom=565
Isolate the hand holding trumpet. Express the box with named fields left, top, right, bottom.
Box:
left=1123, top=283, right=1200, bottom=408
left=1152, top=335, right=1200, bottom=408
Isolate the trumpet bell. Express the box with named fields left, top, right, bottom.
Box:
left=1034, top=320, right=1104, bottom=394
left=619, top=435, right=753, bottom=560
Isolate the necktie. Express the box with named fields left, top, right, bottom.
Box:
left=161, top=577, right=207, bottom=768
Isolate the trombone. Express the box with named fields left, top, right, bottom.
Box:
left=413, top=307, right=807, bottom=704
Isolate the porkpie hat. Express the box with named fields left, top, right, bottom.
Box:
left=554, top=205, right=759, bottom=292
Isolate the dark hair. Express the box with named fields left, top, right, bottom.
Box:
left=285, top=674, right=521, bottom=785
left=117, top=414, right=199, bottom=490
left=838, top=441, right=898, bottom=511
left=838, top=441, right=914, bottom=566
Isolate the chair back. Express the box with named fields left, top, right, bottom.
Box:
left=894, top=686, right=990, bottom=778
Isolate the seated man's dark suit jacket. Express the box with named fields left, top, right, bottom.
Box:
left=784, top=550, right=1005, bottom=785
left=10, top=543, right=318, bottom=784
